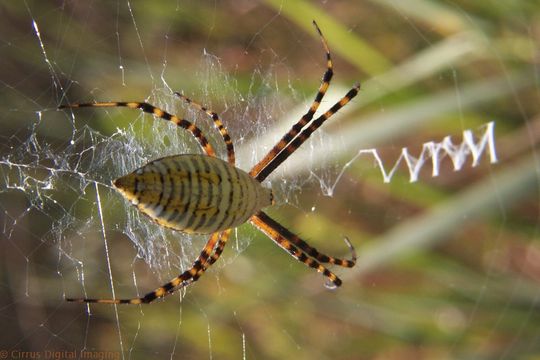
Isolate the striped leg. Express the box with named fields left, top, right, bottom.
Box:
left=174, top=92, right=235, bottom=165
left=66, top=230, right=223, bottom=304
left=185, top=229, right=231, bottom=284
left=249, top=20, right=333, bottom=179
left=253, top=211, right=356, bottom=267
left=58, top=102, right=216, bottom=157
left=253, top=84, right=360, bottom=182
left=250, top=211, right=347, bottom=289
left=66, top=231, right=223, bottom=304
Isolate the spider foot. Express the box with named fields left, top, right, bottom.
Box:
left=173, top=91, right=191, bottom=103
left=342, top=236, right=358, bottom=266
left=324, top=276, right=342, bottom=290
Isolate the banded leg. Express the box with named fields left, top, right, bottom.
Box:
left=58, top=102, right=216, bottom=157
left=254, top=211, right=356, bottom=267
left=185, top=229, right=231, bottom=284
left=253, top=83, right=360, bottom=182
left=66, top=231, right=223, bottom=304
left=174, top=92, right=235, bottom=165
left=249, top=20, right=333, bottom=179
left=250, top=211, right=345, bottom=288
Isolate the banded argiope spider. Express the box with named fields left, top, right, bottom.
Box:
left=61, top=21, right=360, bottom=304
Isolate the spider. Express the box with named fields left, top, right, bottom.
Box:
left=60, top=21, right=360, bottom=304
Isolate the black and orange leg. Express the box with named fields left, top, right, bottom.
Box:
left=250, top=211, right=345, bottom=289
left=184, top=229, right=232, bottom=285
left=249, top=20, right=333, bottom=179
left=174, top=92, right=236, bottom=165
left=58, top=102, right=216, bottom=157
left=254, top=83, right=360, bottom=182
left=253, top=211, right=356, bottom=268
left=66, top=231, right=223, bottom=304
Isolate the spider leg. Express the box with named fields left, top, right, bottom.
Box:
left=174, top=92, right=235, bottom=165
left=249, top=20, right=333, bottom=179
left=253, top=83, right=360, bottom=182
left=66, top=231, right=224, bottom=304
left=58, top=102, right=216, bottom=157
left=253, top=211, right=356, bottom=267
left=182, top=229, right=231, bottom=285
left=250, top=211, right=349, bottom=288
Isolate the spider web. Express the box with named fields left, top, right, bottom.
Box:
left=1, top=1, right=539, bottom=359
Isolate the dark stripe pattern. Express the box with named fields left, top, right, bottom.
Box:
left=115, top=154, right=272, bottom=234
left=58, top=101, right=216, bottom=157
left=174, top=92, right=236, bottom=165
left=62, top=20, right=359, bottom=305
left=249, top=20, right=334, bottom=179
left=254, top=211, right=356, bottom=267
left=250, top=211, right=350, bottom=289
left=253, top=84, right=360, bottom=182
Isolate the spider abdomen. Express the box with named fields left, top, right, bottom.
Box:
left=113, top=154, right=273, bottom=234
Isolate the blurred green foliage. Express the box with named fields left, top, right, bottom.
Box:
left=1, top=1, right=539, bottom=359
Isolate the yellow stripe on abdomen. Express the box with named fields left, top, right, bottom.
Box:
left=113, top=154, right=273, bottom=234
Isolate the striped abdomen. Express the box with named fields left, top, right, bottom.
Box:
left=113, top=154, right=273, bottom=234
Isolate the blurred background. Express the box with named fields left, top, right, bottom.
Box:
left=1, top=1, right=539, bottom=359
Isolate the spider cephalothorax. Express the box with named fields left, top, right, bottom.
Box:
left=60, top=21, right=359, bottom=304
